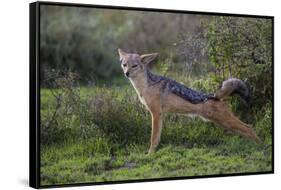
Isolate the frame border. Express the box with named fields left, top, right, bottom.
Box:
left=29, top=1, right=274, bottom=189
left=30, top=2, right=40, bottom=188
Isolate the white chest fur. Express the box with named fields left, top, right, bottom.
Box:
left=129, top=78, right=149, bottom=109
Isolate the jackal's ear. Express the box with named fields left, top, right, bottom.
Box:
left=118, top=48, right=127, bottom=61
left=140, top=53, right=158, bottom=65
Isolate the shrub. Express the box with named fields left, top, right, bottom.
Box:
left=205, top=17, right=272, bottom=108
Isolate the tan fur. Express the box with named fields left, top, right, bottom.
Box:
left=118, top=49, right=261, bottom=154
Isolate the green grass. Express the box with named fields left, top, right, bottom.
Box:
left=40, top=85, right=272, bottom=186
left=41, top=139, right=271, bottom=186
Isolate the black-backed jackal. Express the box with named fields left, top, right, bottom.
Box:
left=118, top=49, right=260, bottom=154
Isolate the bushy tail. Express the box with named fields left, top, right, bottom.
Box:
left=215, top=78, right=250, bottom=105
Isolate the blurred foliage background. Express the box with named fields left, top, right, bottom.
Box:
left=40, top=6, right=272, bottom=106
left=40, top=6, right=210, bottom=85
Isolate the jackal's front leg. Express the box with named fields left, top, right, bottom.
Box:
left=148, top=112, right=162, bottom=154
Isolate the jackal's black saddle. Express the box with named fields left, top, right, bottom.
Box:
left=147, top=71, right=216, bottom=104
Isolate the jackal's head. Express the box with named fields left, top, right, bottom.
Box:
left=118, top=48, right=158, bottom=78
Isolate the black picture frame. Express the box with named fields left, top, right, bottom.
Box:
left=30, top=1, right=274, bottom=189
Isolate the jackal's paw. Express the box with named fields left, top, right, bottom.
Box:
left=147, top=148, right=156, bottom=155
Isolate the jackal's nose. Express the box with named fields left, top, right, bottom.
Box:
left=125, top=72, right=130, bottom=77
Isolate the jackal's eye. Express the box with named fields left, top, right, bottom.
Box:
left=132, top=65, right=138, bottom=68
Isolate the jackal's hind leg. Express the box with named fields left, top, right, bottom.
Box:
left=201, top=100, right=261, bottom=143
